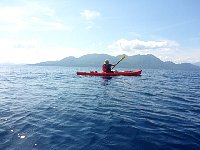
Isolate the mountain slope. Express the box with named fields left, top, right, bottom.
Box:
left=30, top=54, right=200, bottom=70
left=194, top=62, right=200, bottom=67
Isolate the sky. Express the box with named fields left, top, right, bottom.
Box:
left=0, top=0, right=200, bottom=64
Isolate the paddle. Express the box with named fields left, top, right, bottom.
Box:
left=112, top=54, right=126, bottom=70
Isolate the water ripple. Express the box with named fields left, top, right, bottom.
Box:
left=0, top=66, right=200, bottom=149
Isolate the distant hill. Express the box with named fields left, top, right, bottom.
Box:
left=0, top=63, right=16, bottom=66
left=194, top=62, right=200, bottom=67
left=30, top=54, right=200, bottom=70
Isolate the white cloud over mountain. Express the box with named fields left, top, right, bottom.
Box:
left=109, top=39, right=179, bottom=51
left=108, top=39, right=200, bottom=63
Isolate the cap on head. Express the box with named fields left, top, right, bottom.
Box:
left=104, top=59, right=109, bottom=64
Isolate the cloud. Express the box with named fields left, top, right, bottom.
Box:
left=0, top=38, right=41, bottom=63
left=80, top=10, right=100, bottom=30
left=0, top=38, right=94, bottom=64
left=0, top=2, right=71, bottom=32
left=29, top=17, right=72, bottom=31
left=80, top=10, right=100, bottom=20
left=0, top=38, right=40, bottom=49
left=107, top=38, right=197, bottom=63
left=0, top=7, right=24, bottom=23
left=109, top=39, right=179, bottom=52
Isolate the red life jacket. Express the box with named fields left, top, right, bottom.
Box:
left=102, top=64, right=107, bottom=72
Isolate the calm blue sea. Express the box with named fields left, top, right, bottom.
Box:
left=0, top=65, right=200, bottom=150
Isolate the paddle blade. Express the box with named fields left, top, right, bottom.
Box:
left=120, top=54, right=126, bottom=61
left=112, top=54, right=126, bottom=70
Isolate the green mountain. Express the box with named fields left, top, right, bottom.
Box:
left=30, top=54, right=200, bottom=70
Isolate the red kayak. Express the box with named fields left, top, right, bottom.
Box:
left=77, top=70, right=142, bottom=76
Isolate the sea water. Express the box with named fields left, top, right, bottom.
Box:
left=0, top=65, right=200, bottom=150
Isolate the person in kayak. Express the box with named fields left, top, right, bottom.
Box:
left=102, top=59, right=116, bottom=72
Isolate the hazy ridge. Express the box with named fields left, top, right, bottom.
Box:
left=30, top=54, right=200, bottom=70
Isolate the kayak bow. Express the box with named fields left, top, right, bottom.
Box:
left=77, top=70, right=142, bottom=76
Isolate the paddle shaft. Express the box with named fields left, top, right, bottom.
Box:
left=111, top=54, right=126, bottom=70
left=112, top=60, right=122, bottom=69
left=112, top=56, right=125, bottom=70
